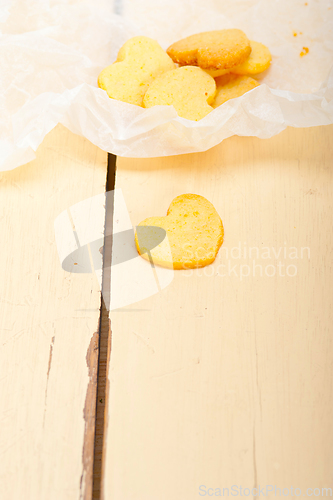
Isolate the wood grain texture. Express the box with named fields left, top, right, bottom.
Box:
left=104, top=125, right=333, bottom=500
left=0, top=124, right=107, bottom=500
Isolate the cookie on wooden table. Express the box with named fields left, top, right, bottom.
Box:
left=135, top=194, right=224, bottom=270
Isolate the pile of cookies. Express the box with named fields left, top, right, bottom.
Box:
left=98, top=29, right=271, bottom=121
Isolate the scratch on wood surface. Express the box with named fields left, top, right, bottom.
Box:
left=46, top=336, right=55, bottom=379
left=131, top=330, right=155, bottom=353
left=43, top=335, right=55, bottom=428
left=305, top=188, right=318, bottom=195
left=2, top=327, right=27, bottom=347
left=80, top=329, right=99, bottom=500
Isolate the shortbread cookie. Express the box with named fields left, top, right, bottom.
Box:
left=213, top=74, right=259, bottom=107
left=232, top=40, right=271, bottom=75
left=97, top=36, right=175, bottom=106
left=166, top=29, right=251, bottom=72
left=143, top=66, right=216, bottom=121
left=135, top=194, right=224, bottom=270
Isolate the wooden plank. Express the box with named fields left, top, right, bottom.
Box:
left=0, top=124, right=107, bottom=500
left=103, top=125, right=333, bottom=499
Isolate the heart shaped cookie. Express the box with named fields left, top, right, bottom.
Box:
left=143, top=66, right=216, bottom=121
left=97, top=36, right=175, bottom=106
left=135, top=194, right=224, bottom=270
left=166, top=29, right=251, bottom=72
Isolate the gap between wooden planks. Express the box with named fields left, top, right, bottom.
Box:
left=92, top=154, right=116, bottom=500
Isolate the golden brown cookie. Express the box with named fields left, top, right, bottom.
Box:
left=213, top=74, right=259, bottom=107
left=232, top=40, right=271, bottom=75
left=135, top=194, right=224, bottom=270
left=97, top=36, right=175, bottom=106
left=166, top=29, right=251, bottom=72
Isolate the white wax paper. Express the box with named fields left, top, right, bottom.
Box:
left=1, top=0, right=332, bottom=170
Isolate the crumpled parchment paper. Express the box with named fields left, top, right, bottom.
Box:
left=1, top=0, right=332, bottom=171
